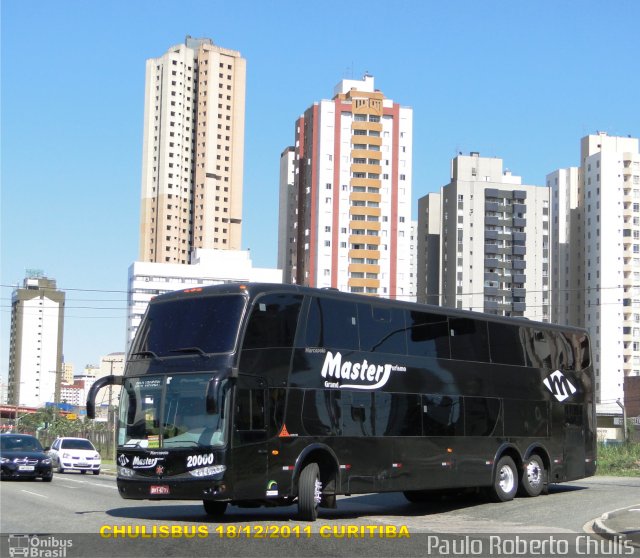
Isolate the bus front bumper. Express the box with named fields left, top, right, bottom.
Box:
left=117, top=477, right=229, bottom=501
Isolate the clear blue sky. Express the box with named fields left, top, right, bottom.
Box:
left=1, top=0, right=638, bottom=378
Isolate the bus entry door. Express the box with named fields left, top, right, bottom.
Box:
left=231, top=385, right=268, bottom=500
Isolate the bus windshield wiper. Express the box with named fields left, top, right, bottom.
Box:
left=168, top=346, right=207, bottom=357
left=131, top=350, right=160, bottom=360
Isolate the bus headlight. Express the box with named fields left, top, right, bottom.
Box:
left=188, top=465, right=226, bottom=478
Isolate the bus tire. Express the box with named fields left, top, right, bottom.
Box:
left=403, top=490, right=429, bottom=503
left=298, top=462, right=321, bottom=521
left=203, top=500, right=228, bottom=517
left=519, top=455, right=545, bottom=497
left=489, top=456, right=518, bottom=502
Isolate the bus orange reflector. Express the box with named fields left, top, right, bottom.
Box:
left=447, top=448, right=453, bottom=453
left=271, top=450, right=279, bottom=456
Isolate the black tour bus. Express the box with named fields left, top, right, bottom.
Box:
left=87, top=283, right=596, bottom=521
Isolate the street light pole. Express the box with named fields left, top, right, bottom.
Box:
left=616, top=398, right=628, bottom=443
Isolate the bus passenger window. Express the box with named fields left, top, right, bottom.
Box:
left=464, top=397, right=501, bottom=436
left=406, top=311, right=450, bottom=359
left=488, top=322, right=525, bottom=366
left=449, top=318, right=490, bottom=363
left=302, top=390, right=342, bottom=436
left=384, top=394, right=422, bottom=436
left=341, top=392, right=373, bottom=437
left=422, top=394, right=464, bottom=436
left=357, top=304, right=407, bottom=355
left=305, top=297, right=359, bottom=351
left=243, top=294, right=302, bottom=349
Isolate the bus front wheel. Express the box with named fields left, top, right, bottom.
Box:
left=519, top=455, right=545, bottom=497
left=298, top=462, right=322, bottom=521
left=489, top=456, right=518, bottom=502
left=203, top=500, right=228, bottom=517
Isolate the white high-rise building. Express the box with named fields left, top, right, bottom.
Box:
left=8, top=274, right=65, bottom=407
left=139, top=36, right=246, bottom=264
left=419, top=153, right=550, bottom=319
left=549, top=132, right=640, bottom=407
left=279, top=75, right=413, bottom=299
left=127, top=249, right=282, bottom=350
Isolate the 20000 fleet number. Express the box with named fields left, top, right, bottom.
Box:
left=186, top=453, right=214, bottom=468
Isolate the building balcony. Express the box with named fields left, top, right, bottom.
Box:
left=513, top=217, right=527, bottom=227
left=348, top=263, right=380, bottom=274
left=350, top=178, right=382, bottom=189
left=351, top=163, right=382, bottom=175
left=349, top=206, right=381, bottom=217
left=351, top=121, right=383, bottom=133
left=349, top=249, right=380, bottom=260
left=348, top=277, right=380, bottom=289
left=350, top=191, right=381, bottom=203
left=349, top=234, right=381, bottom=245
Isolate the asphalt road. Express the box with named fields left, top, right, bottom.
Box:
left=1, top=473, right=639, bottom=557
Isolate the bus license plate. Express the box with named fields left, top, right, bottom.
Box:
left=150, top=485, right=170, bottom=495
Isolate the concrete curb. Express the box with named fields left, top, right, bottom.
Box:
left=592, top=507, right=640, bottom=549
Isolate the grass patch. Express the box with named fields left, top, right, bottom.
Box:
left=597, top=442, right=640, bottom=476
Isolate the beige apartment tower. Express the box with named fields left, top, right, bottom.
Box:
left=139, top=36, right=246, bottom=263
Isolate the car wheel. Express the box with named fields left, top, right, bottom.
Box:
left=42, top=474, right=53, bottom=482
left=81, top=470, right=87, bottom=474
left=93, top=470, right=100, bottom=476
left=58, top=466, right=65, bottom=474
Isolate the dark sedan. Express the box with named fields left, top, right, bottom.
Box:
left=0, top=433, right=53, bottom=481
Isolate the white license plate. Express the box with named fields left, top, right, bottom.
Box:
left=18, top=465, right=35, bottom=471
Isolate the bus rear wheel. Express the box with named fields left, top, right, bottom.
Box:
left=298, top=462, right=321, bottom=521
left=519, top=455, right=545, bottom=497
left=403, top=490, right=429, bottom=503
left=489, top=456, right=518, bottom=502
left=203, top=500, right=228, bottom=517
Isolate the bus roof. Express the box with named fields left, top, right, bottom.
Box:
left=150, top=282, right=588, bottom=336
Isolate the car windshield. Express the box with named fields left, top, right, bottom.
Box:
left=60, top=439, right=95, bottom=450
left=0, top=436, right=43, bottom=452
left=118, top=374, right=229, bottom=449
left=131, top=294, right=246, bottom=357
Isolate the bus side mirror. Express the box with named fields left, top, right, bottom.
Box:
left=206, top=378, right=220, bottom=414
left=86, top=375, right=124, bottom=419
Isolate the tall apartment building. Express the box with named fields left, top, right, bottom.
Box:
left=139, top=36, right=246, bottom=264
left=278, top=75, right=413, bottom=299
left=550, top=132, right=640, bottom=407
left=8, top=274, right=65, bottom=407
left=418, top=153, right=550, bottom=319
left=416, top=192, right=442, bottom=305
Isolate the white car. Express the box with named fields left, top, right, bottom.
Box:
left=47, top=437, right=101, bottom=475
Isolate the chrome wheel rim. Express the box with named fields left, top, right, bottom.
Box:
left=499, top=464, right=515, bottom=493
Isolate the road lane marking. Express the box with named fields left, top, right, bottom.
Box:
left=21, top=490, right=47, bottom=498
left=57, top=477, right=118, bottom=489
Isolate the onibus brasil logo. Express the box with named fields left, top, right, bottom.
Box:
left=8, top=534, right=73, bottom=558
left=320, top=350, right=406, bottom=389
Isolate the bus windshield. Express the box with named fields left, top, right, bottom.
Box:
left=131, top=294, right=246, bottom=357
left=118, top=374, right=229, bottom=449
